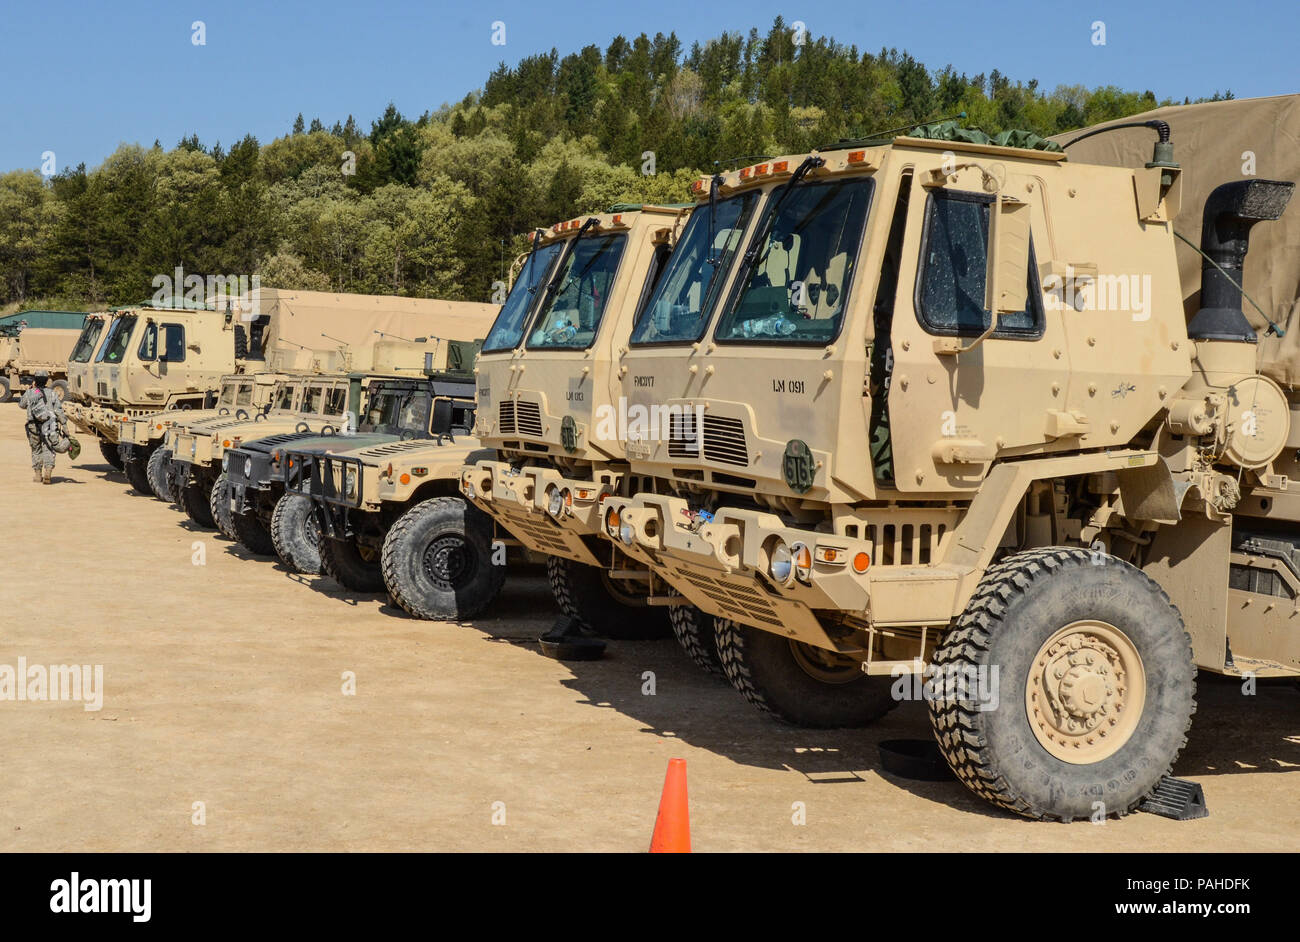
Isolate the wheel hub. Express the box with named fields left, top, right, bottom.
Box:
left=422, top=534, right=474, bottom=590
left=788, top=640, right=862, bottom=685
left=1025, top=620, right=1145, bottom=764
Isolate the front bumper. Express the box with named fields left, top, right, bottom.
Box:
left=600, top=492, right=966, bottom=649
left=460, top=459, right=612, bottom=566
left=168, top=431, right=217, bottom=467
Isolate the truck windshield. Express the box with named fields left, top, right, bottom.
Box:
left=629, top=193, right=760, bottom=344
left=70, top=320, right=105, bottom=362
left=714, top=177, right=873, bottom=344
left=361, top=387, right=430, bottom=435
left=481, top=241, right=565, bottom=353
left=526, top=233, right=627, bottom=349
left=98, top=315, right=138, bottom=364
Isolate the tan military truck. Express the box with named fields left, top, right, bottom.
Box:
left=594, top=125, right=1296, bottom=821
left=0, top=312, right=86, bottom=402
left=281, top=370, right=504, bottom=618
left=461, top=205, right=730, bottom=645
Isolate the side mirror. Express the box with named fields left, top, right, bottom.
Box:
left=431, top=398, right=455, bottom=437
left=986, top=194, right=1031, bottom=316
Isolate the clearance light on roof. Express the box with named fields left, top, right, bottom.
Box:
left=691, top=178, right=707, bottom=194
left=772, top=160, right=789, bottom=173
left=610, top=214, right=624, bottom=227
left=739, top=167, right=752, bottom=180
left=847, top=150, right=868, bottom=165
left=753, top=162, right=769, bottom=176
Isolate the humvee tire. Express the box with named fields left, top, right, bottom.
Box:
left=546, top=556, right=671, bottom=640
left=51, top=379, right=69, bottom=401
left=231, top=508, right=276, bottom=556
left=98, top=440, right=123, bottom=470
left=181, top=477, right=216, bottom=529
left=0, top=377, right=10, bottom=403
left=382, top=497, right=506, bottom=621
left=146, top=447, right=173, bottom=502
left=271, top=493, right=321, bottom=574
left=929, top=547, right=1196, bottom=822
left=320, top=535, right=386, bottom=592
left=667, top=594, right=725, bottom=677
left=209, top=474, right=237, bottom=539
left=124, top=456, right=153, bottom=495
left=714, top=618, right=898, bottom=728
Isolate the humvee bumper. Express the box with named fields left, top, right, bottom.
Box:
left=459, top=459, right=609, bottom=566
left=601, top=493, right=966, bottom=648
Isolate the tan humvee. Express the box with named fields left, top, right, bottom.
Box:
left=592, top=125, right=1295, bottom=821
left=461, top=206, right=709, bottom=642
left=1, top=326, right=82, bottom=403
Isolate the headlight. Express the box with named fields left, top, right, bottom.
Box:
left=221, top=454, right=229, bottom=472
left=547, top=487, right=564, bottom=517
left=190, top=440, right=197, bottom=457
left=243, top=457, right=253, bottom=478
left=619, top=521, right=634, bottom=545
left=770, top=540, right=793, bottom=585
left=344, top=467, right=358, bottom=497
left=605, top=506, right=621, bottom=538
left=791, top=542, right=812, bottom=584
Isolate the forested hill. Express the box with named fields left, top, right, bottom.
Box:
left=1, top=18, right=1221, bottom=313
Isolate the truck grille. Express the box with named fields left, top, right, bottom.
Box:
left=669, top=413, right=748, bottom=466
left=498, top=400, right=542, bottom=437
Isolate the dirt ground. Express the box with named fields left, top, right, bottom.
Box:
left=1, top=404, right=1296, bottom=852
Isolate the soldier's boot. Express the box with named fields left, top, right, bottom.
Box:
left=41, top=467, right=52, bottom=485
left=33, top=468, right=42, bottom=483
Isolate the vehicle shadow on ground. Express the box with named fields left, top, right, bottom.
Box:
left=1173, top=674, right=1300, bottom=776
left=47, top=477, right=84, bottom=485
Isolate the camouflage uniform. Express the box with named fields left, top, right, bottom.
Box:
left=19, top=382, right=64, bottom=482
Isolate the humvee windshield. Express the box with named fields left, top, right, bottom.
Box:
left=70, top=319, right=105, bottom=362
left=272, top=384, right=297, bottom=411
left=481, top=241, right=564, bottom=353
left=630, top=192, right=760, bottom=344
left=217, top=381, right=254, bottom=407
left=98, top=315, right=138, bottom=363
left=526, top=233, right=627, bottom=349
left=362, top=386, right=431, bottom=436
left=714, top=178, right=873, bottom=344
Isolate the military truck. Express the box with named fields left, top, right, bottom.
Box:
left=281, top=371, right=507, bottom=619
left=64, top=290, right=498, bottom=495
left=592, top=125, right=1296, bottom=821
left=0, top=311, right=87, bottom=402
left=461, top=205, right=733, bottom=645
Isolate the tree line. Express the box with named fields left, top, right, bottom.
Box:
left=1, top=17, right=1220, bottom=313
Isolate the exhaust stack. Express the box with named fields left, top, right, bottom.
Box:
left=1187, top=179, right=1294, bottom=342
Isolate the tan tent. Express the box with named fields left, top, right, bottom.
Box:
left=1050, top=95, right=1300, bottom=385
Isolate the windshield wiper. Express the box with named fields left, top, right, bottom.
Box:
left=705, top=173, right=724, bottom=268
left=742, top=154, right=826, bottom=268
left=541, top=217, right=600, bottom=301
left=524, top=229, right=546, bottom=295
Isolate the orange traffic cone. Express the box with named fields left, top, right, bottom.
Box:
left=649, top=758, right=691, bottom=853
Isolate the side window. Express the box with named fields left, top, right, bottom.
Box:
left=915, top=190, right=1043, bottom=338
left=235, top=384, right=253, bottom=406
left=137, top=323, right=158, bottom=361
left=324, top=387, right=348, bottom=415
left=302, top=385, right=324, bottom=414
left=161, top=324, right=186, bottom=362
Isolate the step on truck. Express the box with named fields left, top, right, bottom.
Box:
left=461, top=205, right=724, bottom=644
left=593, top=126, right=1296, bottom=820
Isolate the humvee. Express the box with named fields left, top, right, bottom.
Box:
left=461, top=205, right=725, bottom=644
left=0, top=311, right=87, bottom=402
left=281, top=370, right=507, bottom=619
left=223, top=342, right=479, bottom=573
left=595, top=128, right=1295, bottom=820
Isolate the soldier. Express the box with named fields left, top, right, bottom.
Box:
left=19, top=370, right=64, bottom=484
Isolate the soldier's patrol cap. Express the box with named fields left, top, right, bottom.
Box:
left=34, top=370, right=49, bottom=379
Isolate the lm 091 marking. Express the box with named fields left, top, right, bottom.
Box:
left=772, top=379, right=806, bottom=394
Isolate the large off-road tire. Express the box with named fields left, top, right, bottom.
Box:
left=124, top=455, right=153, bottom=495
left=98, top=440, right=124, bottom=470
left=0, top=377, right=11, bottom=403
left=51, top=379, right=69, bottom=401
left=271, top=492, right=321, bottom=574
left=209, top=473, right=237, bottom=539
left=714, top=618, right=898, bottom=728
left=231, top=506, right=276, bottom=556
left=381, top=497, right=506, bottom=621
left=668, top=595, right=725, bottom=677
left=178, top=468, right=216, bottom=528
left=146, top=446, right=173, bottom=501
left=929, top=547, right=1196, bottom=822
left=319, top=534, right=386, bottom=592
left=546, top=555, right=671, bottom=640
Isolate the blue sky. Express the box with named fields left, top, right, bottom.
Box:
left=1, top=0, right=1294, bottom=174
